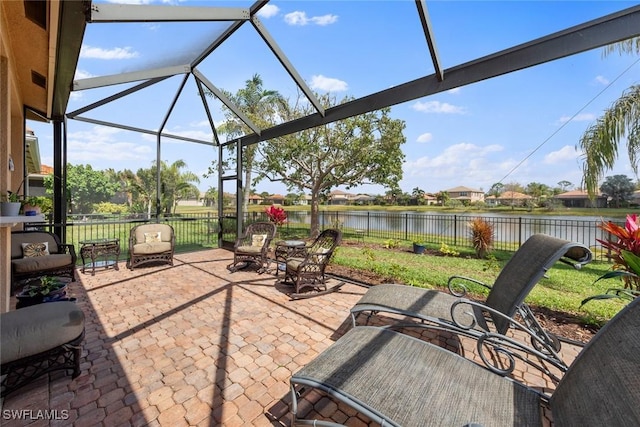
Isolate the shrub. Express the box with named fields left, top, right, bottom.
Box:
left=469, top=217, right=494, bottom=259
left=93, top=202, right=128, bottom=214
left=597, top=214, right=640, bottom=290
left=439, top=242, right=459, bottom=257
left=265, top=205, right=287, bottom=226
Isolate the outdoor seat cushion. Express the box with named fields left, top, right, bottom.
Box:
left=132, top=241, right=172, bottom=255
left=236, top=245, right=263, bottom=254
left=11, top=254, right=73, bottom=273
left=1, top=302, right=85, bottom=365
left=286, top=258, right=305, bottom=270
left=11, top=233, right=60, bottom=258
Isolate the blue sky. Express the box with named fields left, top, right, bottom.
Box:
left=28, top=1, right=640, bottom=196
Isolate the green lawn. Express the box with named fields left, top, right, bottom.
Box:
left=331, top=240, right=626, bottom=328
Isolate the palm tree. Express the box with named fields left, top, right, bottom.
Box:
left=580, top=38, right=640, bottom=197
left=215, top=74, right=287, bottom=212
left=161, top=160, right=200, bottom=214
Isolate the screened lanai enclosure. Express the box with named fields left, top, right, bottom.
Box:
left=44, top=1, right=640, bottom=247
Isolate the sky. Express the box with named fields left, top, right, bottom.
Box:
left=27, top=0, right=640, bottom=197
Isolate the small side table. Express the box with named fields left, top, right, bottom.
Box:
left=80, top=238, right=120, bottom=276
left=275, top=240, right=307, bottom=279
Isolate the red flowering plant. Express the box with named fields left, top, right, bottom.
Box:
left=582, top=214, right=640, bottom=306
left=265, top=205, right=287, bottom=227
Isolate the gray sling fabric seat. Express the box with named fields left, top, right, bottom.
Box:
left=350, top=234, right=592, bottom=369
left=290, top=297, right=640, bottom=426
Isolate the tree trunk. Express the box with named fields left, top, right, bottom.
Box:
left=310, top=192, right=320, bottom=238
left=242, top=145, right=256, bottom=215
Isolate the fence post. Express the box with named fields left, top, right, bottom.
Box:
left=405, top=213, right=408, bottom=241
left=367, top=211, right=370, bottom=237
left=518, top=217, right=522, bottom=246
left=454, top=215, right=457, bottom=246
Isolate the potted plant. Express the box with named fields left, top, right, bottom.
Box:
left=412, top=241, right=427, bottom=254
left=0, top=191, right=22, bottom=216
left=16, top=276, right=70, bottom=307
left=23, top=195, right=52, bottom=216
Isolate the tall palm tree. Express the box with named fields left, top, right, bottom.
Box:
left=580, top=38, right=640, bottom=196
left=161, top=160, right=200, bottom=214
left=216, top=74, right=287, bottom=212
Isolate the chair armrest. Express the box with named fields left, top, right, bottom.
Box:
left=59, top=244, right=77, bottom=264
left=450, top=298, right=568, bottom=384
left=447, top=275, right=492, bottom=297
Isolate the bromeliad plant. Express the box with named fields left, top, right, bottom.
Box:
left=469, top=217, right=494, bottom=259
left=581, top=214, right=640, bottom=306
left=265, top=205, right=287, bottom=226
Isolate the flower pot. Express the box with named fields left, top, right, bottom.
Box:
left=22, top=204, right=41, bottom=216
left=412, top=243, right=426, bottom=255
left=0, top=201, right=21, bottom=216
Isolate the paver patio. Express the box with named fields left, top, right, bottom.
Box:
left=1, top=249, right=581, bottom=426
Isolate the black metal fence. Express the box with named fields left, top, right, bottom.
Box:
left=26, top=211, right=619, bottom=262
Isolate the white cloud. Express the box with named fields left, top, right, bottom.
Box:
left=140, top=128, right=214, bottom=143
left=594, top=75, right=610, bottom=85
left=416, top=133, right=433, bottom=143
left=310, top=75, right=348, bottom=92
left=312, top=14, right=338, bottom=26
left=66, top=126, right=152, bottom=163
left=403, top=143, right=507, bottom=191
left=558, top=113, right=596, bottom=124
left=258, top=4, right=279, bottom=18
left=74, top=69, right=94, bottom=79
left=412, top=100, right=465, bottom=114
left=80, top=45, right=139, bottom=60
left=544, top=145, right=580, bottom=164
left=284, top=11, right=338, bottom=26
left=447, top=88, right=461, bottom=95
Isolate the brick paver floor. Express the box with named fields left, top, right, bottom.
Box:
left=1, top=249, right=582, bottom=426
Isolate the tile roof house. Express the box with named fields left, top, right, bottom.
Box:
left=496, top=191, right=533, bottom=207
left=444, top=186, right=485, bottom=204
left=554, top=190, right=607, bottom=208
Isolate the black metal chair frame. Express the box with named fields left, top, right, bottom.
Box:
left=350, top=234, right=593, bottom=374
left=283, top=229, right=342, bottom=296
left=228, top=222, right=276, bottom=273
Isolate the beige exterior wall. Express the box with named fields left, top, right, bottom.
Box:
left=1, top=5, right=31, bottom=312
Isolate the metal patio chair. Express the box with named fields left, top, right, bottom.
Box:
left=283, top=229, right=342, bottom=297
left=227, top=222, right=276, bottom=273
left=291, top=296, right=640, bottom=427
left=350, top=234, right=592, bottom=372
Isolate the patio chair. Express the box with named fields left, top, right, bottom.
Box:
left=227, top=222, right=276, bottom=273
left=283, top=229, right=342, bottom=297
left=127, top=223, right=175, bottom=270
left=350, top=234, right=592, bottom=371
left=291, top=296, right=640, bottom=427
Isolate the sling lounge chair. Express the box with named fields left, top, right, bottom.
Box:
left=290, top=296, right=640, bottom=427
left=350, top=234, right=592, bottom=371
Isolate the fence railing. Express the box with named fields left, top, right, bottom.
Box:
left=25, top=211, right=618, bottom=263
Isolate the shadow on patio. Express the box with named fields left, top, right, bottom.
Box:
left=2, top=248, right=581, bottom=426
left=2, top=249, right=368, bottom=426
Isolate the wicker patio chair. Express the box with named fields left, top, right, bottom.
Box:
left=127, top=223, right=175, bottom=270
left=291, top=296, right=640, bottom=427
left=283, top=229, right=342, bottom=297
left=350, top=234, right=592, bottom=371
left=227, top=222, right=276, bottom=273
